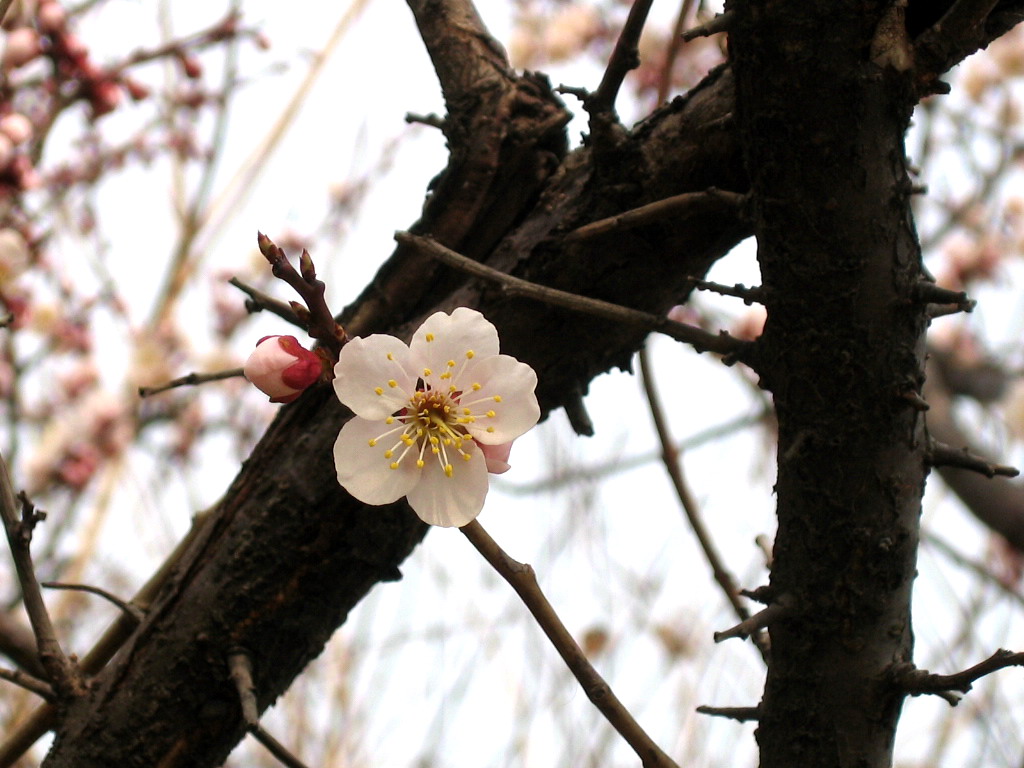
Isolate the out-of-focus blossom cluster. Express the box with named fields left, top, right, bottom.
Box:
left=0, top=5, right=272, bottom=504
left=959, top=26, right=1024, bottom=103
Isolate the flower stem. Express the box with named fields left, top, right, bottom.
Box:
left=460, top=519, right=680, bottom=768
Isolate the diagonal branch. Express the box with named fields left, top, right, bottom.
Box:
left=461, top=520, right=679, bottom=768
left=397, top=232, right=750, bottom=361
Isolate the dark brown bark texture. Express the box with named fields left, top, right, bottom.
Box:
left=731, top=1, right=925, bottom=765
left=26, top=1, right=1024, bottom=766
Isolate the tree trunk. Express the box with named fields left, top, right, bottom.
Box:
left=731, top=2, right=924, bottom=766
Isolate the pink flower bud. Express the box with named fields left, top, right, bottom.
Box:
left=244, top=335, right=321, bottom=403
left=2, top=28, right=40, bottom=70
left=0, top=113, right=32, bottom=145
left=38, top=1, right=67, bottom=34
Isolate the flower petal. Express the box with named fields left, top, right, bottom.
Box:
left=334, top=417, right=419, bottom=505
left=409, top=308, right=500, bottom=375
left=480, top=441, right=513, bottom=474
left=333, top=334, right=416, bottom=419
left=406, top=441, right=489, bottom=527
left=462, top=354, right=540, bottom=444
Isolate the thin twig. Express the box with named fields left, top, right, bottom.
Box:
left=695, top=705, right=760, bottom=722
left=0, top=460, right=80, bottom=698
left=687, top=276, right=765, bottom=305
left=250, top=725, right=312, bottom=768
left=656, top=0, right=697, bottom=104
left=396, top=232, right=749, bottom=361
left=229, top=277, right=305, bottom=327
left=898, top=649, right=1024, bottom=697
left=639, top=346, right=769, bottom=662
left=138, top=367, right=245, bottom=398
left=913, top=281, right=975, bottom=312
left=257, top=233, right=346, bottom=356
left=228, top=651, right=259, bottom=727
left=714, top=600, right=790, bottom=643
left=0, top=506, right=221, bottom=766
left=461, top=519, right=680, bottom=768
left=927, top=439, right=1019, bottom=478
left=41, top=582, right=144, bottom=624
left=0, top=666, right=53, bottom=701
left=681, top=11, right=734, bottom=41
left=591, top=0, right=657, bottom=114
left=564, top=189, right=746, bottom=243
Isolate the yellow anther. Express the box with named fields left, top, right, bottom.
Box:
left=430, top=436, right=439, bottom=445
left=493, top=395, right=502, bottom=402
left=402, top=435, right=414, bottom=446
left=444, top=464, right=454, bottom=477
left=486, top=427, right=495, bottom=433
left=384, top=449, right=393, bottom=458
left=462, top=453, right=471, bottom=461
left=423, top=368, right=432, bottom=376
left=416, top=459, right=425, bottom=468
left=387, top=353, right=394, bottom=361
left=374, top=387, right=384, bottom=395
left=443, top=405, right=451, bottom=413
left=388, top=379, right=398, bottom=388
left=385, top=417, right=394, bottom=425
left=449, top=385, right=457, bottom=392
left=368, top=439, right=377, bottom=447
left=440, top=372, right=451, bottom=380
left=390, top=462, right=400, bottom=470
left=486, top=410, right=496, bottom=418
left=426, top=333, right=435, bottom=342
left=432, top=447, right=440, bottom=454
left=472, top=383, right=481, bottom=391
left=447, top=360, right=456, bottom=368
left=466, top=350, right=475, bottom=359
left=463, top=408, right=471, bottom=415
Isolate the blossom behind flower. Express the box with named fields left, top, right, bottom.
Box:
left=333, top=307, right=539, bottom=527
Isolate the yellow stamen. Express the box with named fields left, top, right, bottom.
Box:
left=374, top=387, right=384, bottom=395
left=447, top=360, right=456, bottom=367
left=368, top=439, right=377, bottom=447
left=423, top=368, right=432, bottom=376
left=486, top=410, right=496, bottom=418
left=426, top=333, right=435, bottom=342
left=384, top=449, right=393, bottom=458
left=388, top=379, right=397, bottom=388
left=466, top=350, right=475, bottom=359
left=472, top=383, right=481, bottom=391
left=444, top=464, right=454, bottom=477
left=390, top=462, right=400, bottom=470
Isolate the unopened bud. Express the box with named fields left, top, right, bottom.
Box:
left=2, top=28, right=40, bottom=69
left=244, top=335, right=321, bottom=403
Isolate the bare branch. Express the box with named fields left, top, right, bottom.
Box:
left=564, top=189, right=747, bottom=244
left=591, top=0, right=657, bottom=115
left=639, top=347, right=769, bottom=662
left=682, top=11, right=735, bottom=42
left=41, top=582, right=145, bottom=624
left=714, top=599, right=791, bottom=643
left=914, top=0, right=1001, bottom=80
left=461, top=520, right=680, bottom=768
left=0, top=462, right=81, bottom=699
left=928, top=440, right=1019, bottom=478
left=229, top=277, right=305, bottom=328
left=138, top=368, right=245, bottom=398
left=250, top=726, right=312, bottom=768
left=397, top=232, right=750, bottom=361
left=256, top=233, right=346, bottom=356
left=898, top=649, right=1024, bottom=698
left=696, top=705, right=760, bottom=722
left=228, top=651, right=259, bottom=727
left=0, top=665, right=53, bottom=701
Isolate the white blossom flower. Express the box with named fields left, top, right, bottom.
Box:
left=333, top=307, right=540, bottom=527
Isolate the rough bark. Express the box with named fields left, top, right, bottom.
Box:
left=731, top=2, right=925, bottom=766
